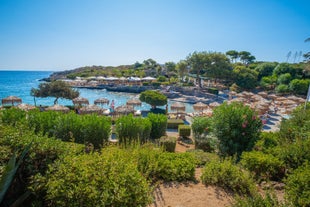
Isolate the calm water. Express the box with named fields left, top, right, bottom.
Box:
left=0, top=70, right=194, bottom=113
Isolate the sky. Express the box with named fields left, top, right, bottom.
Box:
left=0, top=0, right=309, bottom=71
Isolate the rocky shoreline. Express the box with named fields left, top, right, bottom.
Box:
left=74, top=84, right=226, bottom=104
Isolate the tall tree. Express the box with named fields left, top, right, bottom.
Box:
left=186, top=51, right=209, bottom=88
left=31, top=81, right=79, bottom=105
left=176, top=60, right=188, bottom=81
left=239, top=51, right=256, bottom=65
left=304, top=38, right=310, bottom=62
left=204, top=52, right=232, bottom=83
left=226, top=50, right=239, bottom=63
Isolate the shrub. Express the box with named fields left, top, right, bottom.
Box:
left=201, top=159, right=256, bottom=195
left=0, top=125, right=84, bottom=206
left=212, top=102, right=262, bottom=159
left=147, top=113, right=167, bottom=139
left=167, top=119, right=184, bottom=129
left=195, top=133, right=218, bottom=152
left=192, top=116, right=212, bottom=139
left=187, top=149, right=219, bottom=167
left=0, top=108, right=26, bottom=126
left=240, top=151, right=285, bottom=181
left=178, top=125, right=191, bottom=138
left=277, top=73, right=292, bottom=85
left=254, top=132, right=280, bottom=152
left=159, top=136, right=176, bottom=152
left=279, top=105, right=310, bottom=142
left=151, top=82, right=161, bottom=87
left=206, top=87, right=219, bottom=95
left=232, top=191, right=286, bottom=207
left=116, top=114, right=151, bottom=145
left=289, top=79, right=310, bottom=95
left=156, top=152, right=196, bottom=181
left=285, top=162, right=310, bottom=207
left=275, top=84, right=289, bottom=94
left=43, top=152, right=152, bottom=207
left=272, top=138, right=310, bottom=172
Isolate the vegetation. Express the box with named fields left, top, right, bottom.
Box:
left=212, top=102, right=263, bottom=159
left=201, top=159, right=256, bottom=195
left=178, top=125, right=191, bottom=138
left=31, top=80, right=79, bottom=105
left=159, top=136, right=176, bottom=152
left=139, top=90, right=167, bottom=109
left=147, top=113, right=167, bottom=139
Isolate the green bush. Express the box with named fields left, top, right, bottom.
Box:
left=178, top=125, right=191, bottom=138
left=240, top=151, right=285, bottom=181
left=0, top=125, right=84, bottom=206
left=159, top=136, right=176, bottom=152
left=206, top=87, right=219, bottom=95
left=27, top=111, right=111, bottom=149
left=195, top=133, right=218, bottom=152
left=279, top=105, right=310, bottom=142
left=142, top=82, right=150, bottom=86
left=201, top=159, right=256, bottom=195
left=129, top=145, right=196, bottom=182
left=43, top=152, right=152, bottom=207
left=192, top=116, right=212, bottom=139
left=254, top=132, right=280, bottom=152
left=167, top=119, right=184, bottom=129
left=0, top=108, right=26, bottom=126
left=116, top=114, right=151, bottom=145
left=289, top=79, right=310, bottom=95
left=212, top=102, right=262, bottom=159
left=147, top=113, right=167, bottom=139
left=285, top=162, right=310, bottom=207
left=156, top=152, right=196, bottom=181
left=151, top=82, right=161, bottom=87
left=187, top=149, right=219, bottom=167
left=272, top=138, right=310, bottom=172
left=275, top=84, right=289, bottom=94
left=232, top=191, right=286, bottom=207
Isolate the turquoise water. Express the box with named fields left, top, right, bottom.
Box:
left=0, top=70, right=194, bottom=113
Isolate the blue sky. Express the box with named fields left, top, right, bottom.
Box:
left=0, top=0, right=309, bottom=71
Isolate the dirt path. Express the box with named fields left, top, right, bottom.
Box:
left=148, top=167, right=234, bottom=207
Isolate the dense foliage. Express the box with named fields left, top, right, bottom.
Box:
left=139, top=90, right=167, bottom=108
left=43, top=152, right=152, bottom=207
left=212, top=102, right=262, bottom=158
left=31, top=80, right=79, bottom=104
left=201, top=159, right=256, bottom=195
left=147, top=113, right=167, bottom=139
left=115, top=114, right=151, bottom=145
left=159, top=136, right=176, bottom=152
left=284, top=162, right=310, bottom=207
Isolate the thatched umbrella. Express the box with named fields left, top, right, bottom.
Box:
left=79, top=104, right=104, bottom=114
left=209, top=102, right=221, bottom=109
left=170, top=102, right=186, bottom=113
left=16, top=103, right=36, bottom=111
left=276, top=96, right=287, bottom=102
left=115, top=105, right=134, bottom=115
left=45, top=105, right=70, bottom=113
left=126, top=99, right=142, bottom=107
left=193, top=102, right=208, bottom=111
left=267, top=94, right=277, bottom=101
left=72, top=97, right=89, bottom=106
left=94, top=98, right=109, bottom=106
left=1, top=96, right=22, bottom=106
left=258, top=91, right=268, bottom=98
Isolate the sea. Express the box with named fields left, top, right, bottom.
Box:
left=0, top=70, right=194, bottom=113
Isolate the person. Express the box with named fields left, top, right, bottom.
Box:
left=274, top=105, right=278, bottom=114
left=110, top=100, right=115, bottom=112
left=39, top=105, right=44, bottom=112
